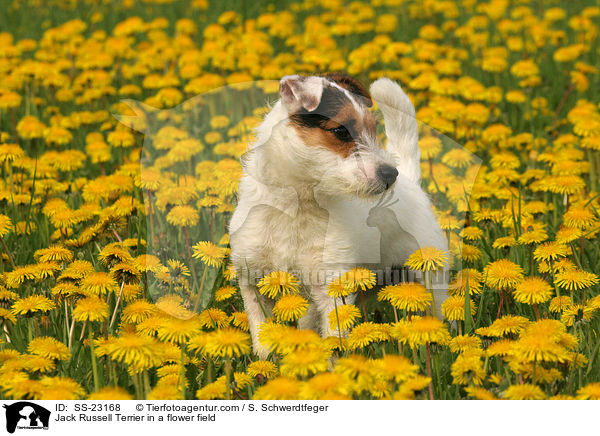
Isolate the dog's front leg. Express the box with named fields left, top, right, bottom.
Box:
left=310, top=287, right=356, bottom=339
left=239, top=283, right=273, bottom=360
left=297, top=302, right=320, bottom=331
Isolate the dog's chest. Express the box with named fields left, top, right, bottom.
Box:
left=251, top=201, right=328, bottom=270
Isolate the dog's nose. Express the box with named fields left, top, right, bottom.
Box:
left=376, top=165, right=399, bottom=189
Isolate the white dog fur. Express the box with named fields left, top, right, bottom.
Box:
left=230, top=75, right=448, bottom=359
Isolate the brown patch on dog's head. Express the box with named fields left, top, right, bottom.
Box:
left=288, top=74, right=377, bottom=158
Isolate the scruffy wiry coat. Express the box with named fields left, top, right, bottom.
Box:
left=230, top=74, right=448, bottom=358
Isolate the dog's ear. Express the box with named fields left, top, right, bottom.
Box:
left=279, top=75, right=324, bottom=113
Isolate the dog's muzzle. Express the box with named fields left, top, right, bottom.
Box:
left=376, top=164, right=399, bottom=190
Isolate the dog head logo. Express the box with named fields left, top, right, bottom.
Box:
left=3, top=402, right=51, bottom=433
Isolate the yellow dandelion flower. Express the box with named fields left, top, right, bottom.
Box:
left=165, top=259, right=191, bottom=278
left=378, top=282, right=432, bottom=312
left=247, top=360, right=278, bottom=379
left=253, top=376, right=302, bottom=400
left=405, top=316, right=450, bottom=347
left=511, top=321, right=571, bottom=363
left=197, top=308, right=230, bottom=328
left=11, top=295, right=56, bottom=317
left=504, top=384, right=546, bottom=400
left=451, top=351, right=485, bottom=386
left=563, top=207, right=596, bottom=229
left=259, top=324, right=321, bottom=354
left=556, top=226, right=583, bottom=244
left=373, top=355, right=419, bottom=383
left=327, top=276, right=356, bottom=298
left=110, top=262, right=142, bottom=285
left=34, top=245, right=73, bottom=263
left=0, top=214, right=13, bottom=237
left=88, top=387, right=133, bottom=400
left=166, top=205, right=199, bottom=227
left=465, top=386, right=497, bottom=400
left=347, top=322, right=382, bottom=350
left=28, top=337, right=70, bottom=361
left=191, top=241, right=228, bottom=267
left=81, top=272, right=119, bottom=296
left=223, top=263, right=237, bottom=281
left=448, top=269, right=483, bottom=296
left=230, top=312, right=249, bottom=331
left=449, top=335, right=482, bottom=353
left=23, top=355, right=56, bottom=372
left=280, top=345, right=331, bottom=377
left=157, top=317, right=201, bottom=344
left=273, top=294, right=308, bottom=322
left=155, top=294, right=194, bottom=319
left=513, top=277, right=553, bottom=305
left=214, top=285, right=237, bottom=302
left=106, top=333, right=164, bottom=371
left=533, top=242, right=569, bottom=262
left=203, top=327, right=251, bottom=358
left=441, top=295, right=477, bottom=321
left=257, top=271, right=300, bottom=298
left=405, top=246, right=448, bottom=272
left=555, top=268, right=599, bottom=291
left=72, top=297, right=109, bottom=322
left=561, top=304, right=595, bottom=326
left=479, top=315, right=530, bottom=337
left=121, top=300, right=156, bottom=324
left=576, top=383, right=600, bottom=400
left=35, top=376, right=84, bottom=400
left=299, top=372, right=352, bottom=400
left=549, top=296, right=572, bottom=313
left=340, top=267, right=376, bottom=291
left=328, top=304, right=361, bottom=331
left=484, top=259, right=524, bottom=290
left=195, top=378, right=226, bottom=400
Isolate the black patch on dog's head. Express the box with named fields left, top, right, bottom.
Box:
left=324, top=73, right=373, bottom=107
left=287, top=74, right=376, bottom=157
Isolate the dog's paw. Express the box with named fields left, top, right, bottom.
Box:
left=370, top=77, right=415, bottom=117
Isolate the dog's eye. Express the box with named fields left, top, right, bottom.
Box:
left=328, top=125, right=353, bottom=142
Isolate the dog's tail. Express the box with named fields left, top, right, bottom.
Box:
left=370, top=78, right=421, bottom=185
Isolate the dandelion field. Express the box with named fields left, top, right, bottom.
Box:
left=1, top=0, right=600, bottom=401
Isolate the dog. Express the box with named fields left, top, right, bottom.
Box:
left=229, top=73, right=448, bottom=358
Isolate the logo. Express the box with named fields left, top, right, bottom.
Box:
left=3, top=402, right=50, bottom=434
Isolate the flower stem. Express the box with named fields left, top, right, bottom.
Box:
left=183, top=226, right=198, bottom=286
left=225, top=356, right=232, bottom=400
left=425, top=343, right=434, bottom=400
left=0, top=236, right=15, bottom=269
left=180, top=344, right=187, bottom=399
left=359, top=291, right=368, bottom=322
left=333, top=298, right=343, bottom=350
left=146, top=190, right=154, bottom=243
left=109, top=281, right=125, bottom=330
left=64, top=300, right=70, bottom=344
left=193, top=264, right=209, bottom=312
left=89, top=328, right=101, bottom=392
left=143, top=370, right=151, bottom=398
left=496, top=289, right=504, bottom=319
left=132, top=372, right=142, bottom=400
left=549, top=259, right=560, bottom=297
left=426, top=271, right=436, bottom=318
left=393, top=307, right=402, bottom=354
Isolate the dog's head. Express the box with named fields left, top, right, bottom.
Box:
left=265, top=73, right=399, bottom=198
